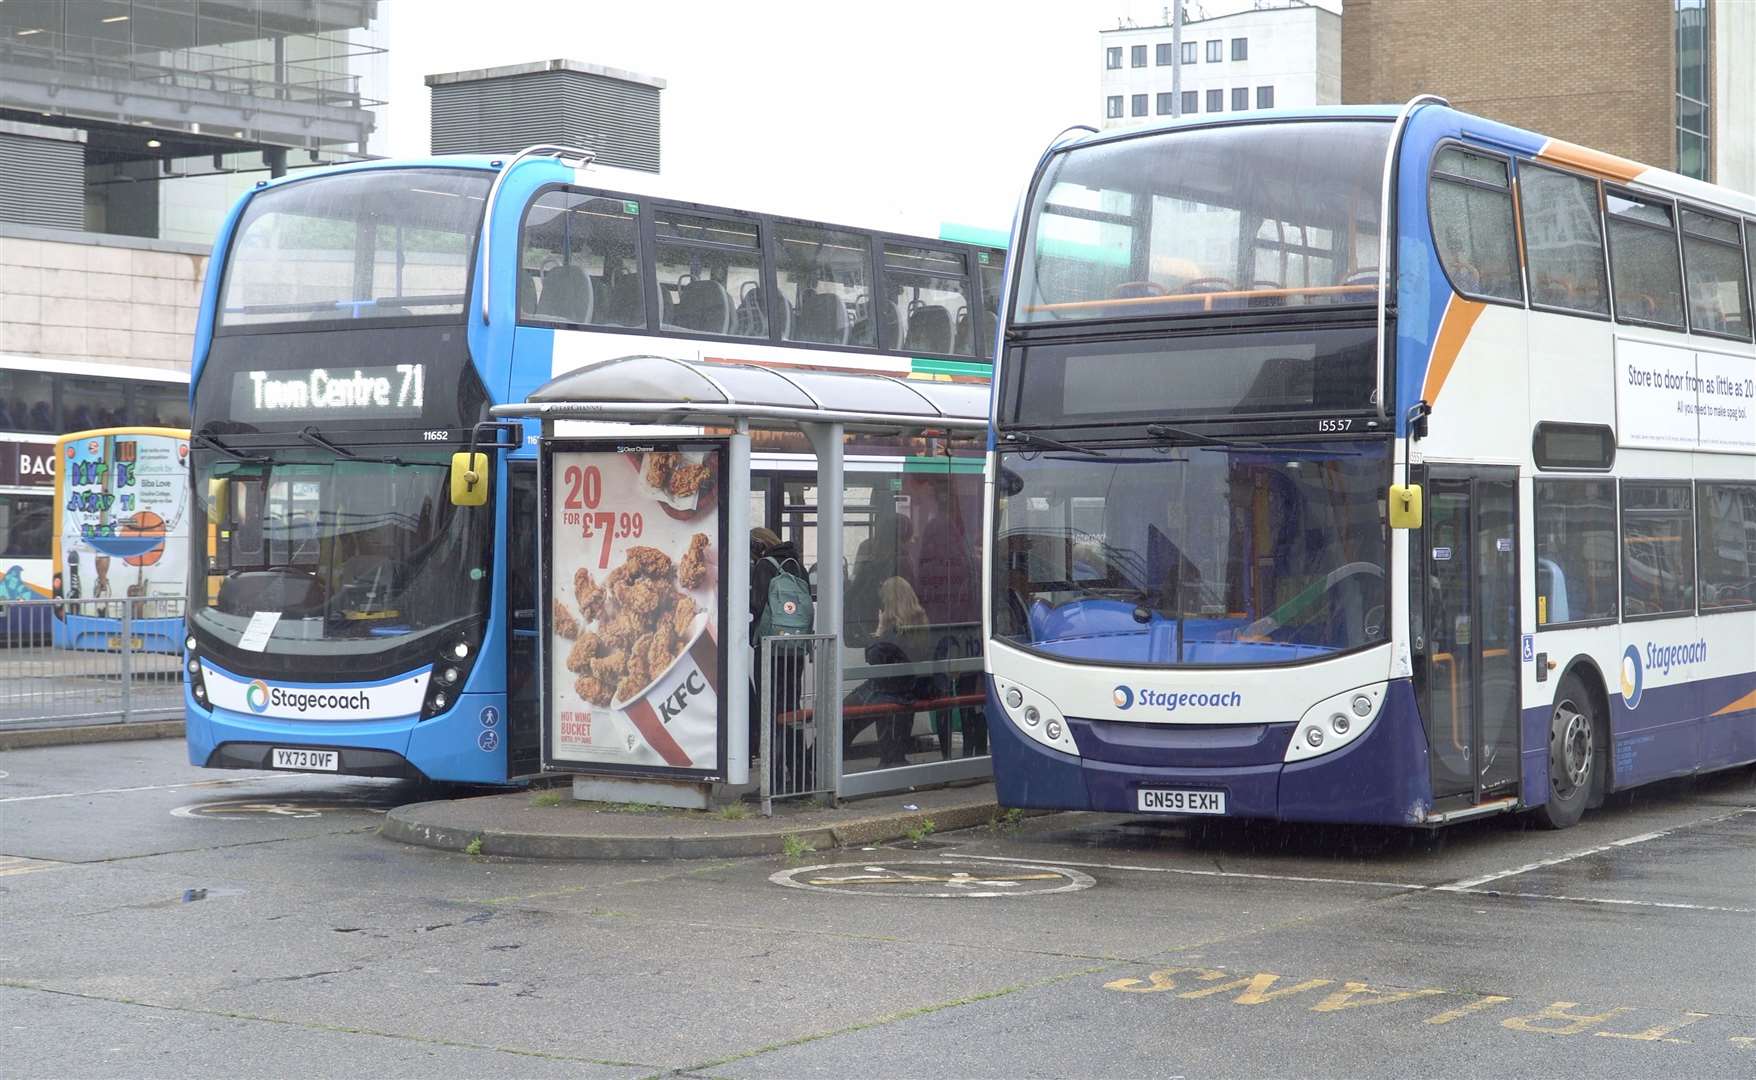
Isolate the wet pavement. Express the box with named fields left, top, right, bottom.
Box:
left=2, top=737, right=1752, bottom=1078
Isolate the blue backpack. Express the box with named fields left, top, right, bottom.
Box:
left=756, top=555, right=814, bottom=643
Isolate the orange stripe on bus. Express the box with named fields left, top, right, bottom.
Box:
left=1711, top=689, right=1756, bottom=718
left=1420, top=295, right=1487, bottom=405
left=1535, top=139, right=1645, bottom=184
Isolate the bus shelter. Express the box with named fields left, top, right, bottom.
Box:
left=493, top=354, right=990, bottom=807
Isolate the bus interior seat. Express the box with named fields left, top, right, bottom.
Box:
left=732, top=283, right=770, bottom=338
left=902, top=304, right=953, bottom=354
left=768, top=292, right=793, bottom=340
left=518, top=272, right=538, bottom=316
left=877, top=300, right=900, bottom=349
left=537, top=264, right=594, bottom=324
left=953, top=306, right=971, bottom=354
left=797, top=290, right=849, bottom=345
left=676, top=277, right=733, bottom=334
left=601, top=273, right=644, bottom=327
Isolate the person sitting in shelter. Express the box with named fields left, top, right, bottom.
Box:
left=845, top=576, right=933, bottom=768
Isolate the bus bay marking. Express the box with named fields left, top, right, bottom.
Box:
left=1102, top=966, right=1728, bottom=1044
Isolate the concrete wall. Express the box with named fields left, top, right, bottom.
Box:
left=0, top=224, right=208, bottom=373
left=1715, top=0, right=1755, bottom=195
left=1343, top=0, right=1674, bottom=172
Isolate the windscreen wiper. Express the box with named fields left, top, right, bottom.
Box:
left=299, top=426, right=356, bottom=459
left=298, top=426, right=410, bottom=466
left=191, top=430, right=267, bottom=463
left=1145, top=423, right=1262, bottom=449
left=1001, top=431, right=1106, bottom=458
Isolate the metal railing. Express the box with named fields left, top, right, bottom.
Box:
left=0, top=596, right=186, bottom=730
left=757, top=633, right=838, bottom=816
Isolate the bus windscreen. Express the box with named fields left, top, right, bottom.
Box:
left=1013, top=120, right=1392, bottom=322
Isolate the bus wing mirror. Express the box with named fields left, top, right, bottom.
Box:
left=207, top=479, right=229, bottom=522
left=1388, top=483, right=1422, bottom=529
left=450, top=452, right=489, bottom=506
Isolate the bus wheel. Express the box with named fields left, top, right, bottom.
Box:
left=1535, top=676, right=1597, bottom=830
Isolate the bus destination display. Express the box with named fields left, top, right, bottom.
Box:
left=230, top=363, right=426, bottom=422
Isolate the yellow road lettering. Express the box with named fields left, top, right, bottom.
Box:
left=1309, top=981, right=1444, bottom=1013
left=1424, top=995, right=1512, bottom=1025
left=1177, top=971, right=1334, bottom=1004
left=1595, top=1012, right=1709, bottom=1043
left=1105, top=967, right=1193, bottom=994
left=1502, top=1002, right=1634, bottom=1036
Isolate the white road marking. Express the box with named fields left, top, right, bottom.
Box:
left=960, top=854, right=1426, bottom=891
left=0, top=773, right=302, bottom=804
left=1435, top=807, right=1755, bottom=892
left=1443, top=888, right=1753, bottom=914
left=967, top=807, right=1756, bottom=914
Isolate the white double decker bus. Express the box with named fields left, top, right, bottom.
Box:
left=984, top=101, right=1753, bottom=828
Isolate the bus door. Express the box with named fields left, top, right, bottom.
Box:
left=1421, top=467, right=1520, bottom=805
left=506, top=460, right=541, bottom=776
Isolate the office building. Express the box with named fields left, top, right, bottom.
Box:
left=0, top=0, right=389, bottom=374
left=1099, top=2, right=1340, bottom=129
left=1343, top=0, right=1754, bottom=194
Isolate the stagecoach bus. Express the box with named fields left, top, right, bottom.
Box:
left=183, top=147, right=1002, bottom=783
left=984, top=100, right=1754, bottom=828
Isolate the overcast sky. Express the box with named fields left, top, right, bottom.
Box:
left=386, top=1, right=1339, bottom=238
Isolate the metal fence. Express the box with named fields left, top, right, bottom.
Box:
left=0, top=597, right=186, bottom=729
left=757, top=633, right=838, bottom=816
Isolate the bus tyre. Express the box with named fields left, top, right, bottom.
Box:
left=1535, top=675, right=1599, bottom=830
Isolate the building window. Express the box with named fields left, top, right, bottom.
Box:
left=1621, top=481, right=1695, bottom=618
left=1206, top=39, right=1222, bottom=62
left=1132, top=94, right=1148, bottom=117
left=1157, top=92, right=1175, bottom=116
left=1698, top=483, right=1756, bottom=613
left=1257, top=85, right=1274, bottom=109
left=1232, top=87, right=1249, bottom=111
left=1605, top=188, right=1686, bottom=329
left=1182, top=90, right=1199, bottom=115
left=1534, top=479, right=1618, bottom=625
left=1232, top=37, right=1248, bottom=61
left=1106, top=95, right=1123, bottom=119
left=1679, top=208, right=1752, bottom=340
left=1182, top=41, right=1198, bottom=64
left=1519, top=164, right=1609, bottom=316
left=1131, top=44, right=1147, bottom=68
left=1106, top=46, right=1122, bottom=70
left=1429, top=146, right=1524, bottom=304
left=1156, top=42, right=1173, bottom=65
left=1675, top=0, right=1709, bottom=179
left=1206, top=89, right=1223, bottom=113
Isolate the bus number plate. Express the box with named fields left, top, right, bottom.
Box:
left=1137, top=788, right=1225, bottom=815
left=271, top=748, right=338, bottom=772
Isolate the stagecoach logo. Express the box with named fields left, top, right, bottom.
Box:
left=1113, top=684, right=1242, bottom=712
left=246, top=679, right=271, bottom=713
left=1623, top=638, right=1709, bottom=710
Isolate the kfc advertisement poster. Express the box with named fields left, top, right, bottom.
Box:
left=544, top=441, right=725, bottom=776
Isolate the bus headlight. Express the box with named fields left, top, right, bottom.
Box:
left=993, top=678, right=1078, bottom=756
left=422, top=631, right=482, bottom=719
left=185, top=649, right=210, bottom=707
left=1285, top=684, right=1385, bottom=763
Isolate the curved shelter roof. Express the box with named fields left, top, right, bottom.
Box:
left=492, top=355, right=990, bottom=432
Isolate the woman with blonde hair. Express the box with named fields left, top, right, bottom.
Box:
left=847, top=575, right=931, bottom=767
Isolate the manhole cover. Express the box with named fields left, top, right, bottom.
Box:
left=171, top=797, right=392, bottom=820
left=770, top=859, right=1094, bottom=899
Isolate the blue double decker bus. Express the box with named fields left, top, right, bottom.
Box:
left=985, top=101, right=1754, bottom=828
left=184, top=147, right=1004, bottom=783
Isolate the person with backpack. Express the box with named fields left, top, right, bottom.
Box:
left=749, top=527, right=814, bottom=786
